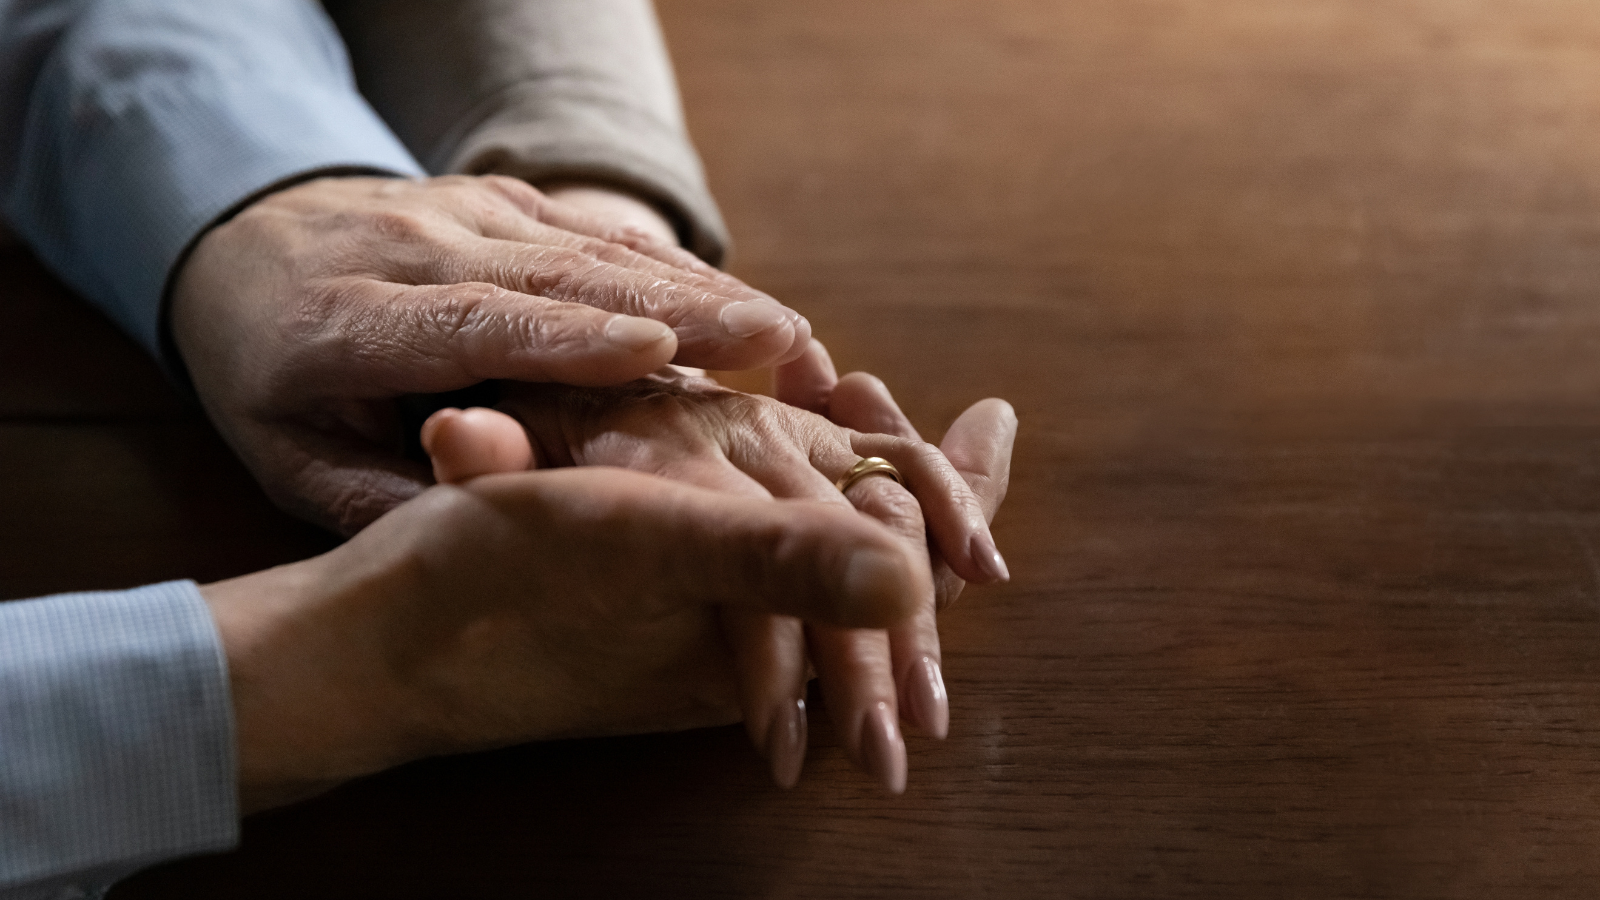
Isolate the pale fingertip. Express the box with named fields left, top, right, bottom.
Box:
left=775, top=315, right=815, bottom=364
left=418, top=407, right=462, bottom=456
left=604, top=315, right=676, bottom=351
left=719, top=300, right=790, bottom=338
left=861, top=702, right=908, bottom=794
left=969, top=532, right=1011, bottom=583
left=905, top=656, right=950, bottom=740
left=992, top=398, right=1018, bottom=428
left=463, top=407, right=536, bottom=474
left=426, top=407, right=534, bottom=484
left=766, top=698, right=808, bottom=789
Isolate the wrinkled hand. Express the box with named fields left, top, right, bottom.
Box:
left=202, top=465, right=926, bottom=813
left=775, top=340, right=1014, bottom=608
left=421, top=372, right=1014, bottom=791
left=170, top=174, right=810, bottom=534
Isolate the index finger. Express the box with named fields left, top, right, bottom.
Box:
left=441, top=233, right=808, bottom=371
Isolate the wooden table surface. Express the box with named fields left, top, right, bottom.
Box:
left=4, top=0, right=1600, bottom=896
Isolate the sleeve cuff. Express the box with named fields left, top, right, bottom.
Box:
left=5, top=63, right=425, bottom=360
left=444, top=81, right=731, bottom=267
left=0, top=582, right=237, bottom=896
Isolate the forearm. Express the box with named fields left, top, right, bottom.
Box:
left=200, top=553, right=422, bottom=815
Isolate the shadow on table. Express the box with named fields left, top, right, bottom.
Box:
left=111, top=723, right=813, bottom=899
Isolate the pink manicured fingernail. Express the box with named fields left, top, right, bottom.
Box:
left=719, top=301, right=788, bottom=338
left=604, top=315, right=674, bottom=350
left=970, top=533, right=1011, bottom=583
left=905, top=656, right=949, bottom=739
left=766, top=699, right=807, bottom=789
left=861, top=702, right=907, bottom=794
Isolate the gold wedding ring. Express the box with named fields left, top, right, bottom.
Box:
left=835, top=456, right=904, bottom=493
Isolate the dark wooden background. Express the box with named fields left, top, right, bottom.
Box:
left=4, top=0, right=1600, bottom=896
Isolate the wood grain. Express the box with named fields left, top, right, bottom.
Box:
left=4, top=0, right=1599, bottom=896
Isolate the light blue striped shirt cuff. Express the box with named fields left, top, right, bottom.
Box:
left=2, top=0, right=427, bottom=359
left=0, top=581, right=236, bottom=899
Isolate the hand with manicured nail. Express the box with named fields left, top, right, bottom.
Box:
left=775, top=340, right=1016, bottom=609
left=419, top=372, right=1015, bottom=793
left=170, top=174, right=812, bottom=535
left=773, top=339, right=1017, bottom=784
left=202, top=465, right=924, bottom=814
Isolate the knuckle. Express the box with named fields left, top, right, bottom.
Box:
left=934, top=569, right=967, bottom=611
left=886, top=437, right=953, bottom=478
left=364, top=209, right=433, bottom=243
left=851, top=480, right=925, bottom=531
left=423, top=287, right=488, bottom=343
left=286, top=277, right=367, bottom=347
left=429, top=173, right=477, bottom=193
left=851, top=477, right=928, bottom=531
left=715, top=388, right=771, bottom=422
left=506, top=247, right=590, bottom=298
left=521, top=307, right=592, bottom=355
left=570, top=232, right=618, bottom=258
left=900, top=438, right=943, bottom=465
left=482, top=174, right=545, bottom=206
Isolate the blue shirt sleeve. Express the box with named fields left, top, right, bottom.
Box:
left=0, top=582, right=236, bottom=900
left=0, top=0, right=427, bottom=360
left=0, top=3, right=431, bottom=893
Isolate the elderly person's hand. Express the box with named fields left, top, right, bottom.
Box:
left=203, top=465, right=927, bottom=813
left=170, top=174, right=811, bottom=534
left=774, top=340, right=1013, bottom=610
left=420, top=371, right=1015, bottom=792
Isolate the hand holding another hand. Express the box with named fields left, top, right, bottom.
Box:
left=421, top=368, right=1016, bottom=792
left=183, top=174, right=1016, bottom=806
left=203, top=465, right=926, bottom=813
left=170, top=174, right=811, bottom=534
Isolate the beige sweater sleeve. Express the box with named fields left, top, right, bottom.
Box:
left=324, top=0, right=729, bottom=265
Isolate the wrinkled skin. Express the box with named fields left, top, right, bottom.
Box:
left=179, top=172, right=1018, bottom=798
left=421, top=368, right=1016, bottom=790
left=773, top=342, right=1015, bottom=610
left=170, top=174, right=812, bottom=535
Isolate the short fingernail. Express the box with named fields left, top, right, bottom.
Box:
left=861, top=702, right=907, bottom=794
left=842, top=549, right=908, bottom=623
left=766, top=698, right=808, bottom=789
left=604, top=315, right=674, bottom=351
left=719, top=301, right=789, bottom=338
left=905, top=656, right=949, bottom=740
left=970, top=533, right=1011, bottom=583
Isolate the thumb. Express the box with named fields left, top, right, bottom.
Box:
left=420, top=407, right=536, bottom=484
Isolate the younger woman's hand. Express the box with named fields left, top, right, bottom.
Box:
left=205, top=464, right=926, bottom=813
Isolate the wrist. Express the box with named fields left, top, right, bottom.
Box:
left=202, top=545, right=422, bottom=813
